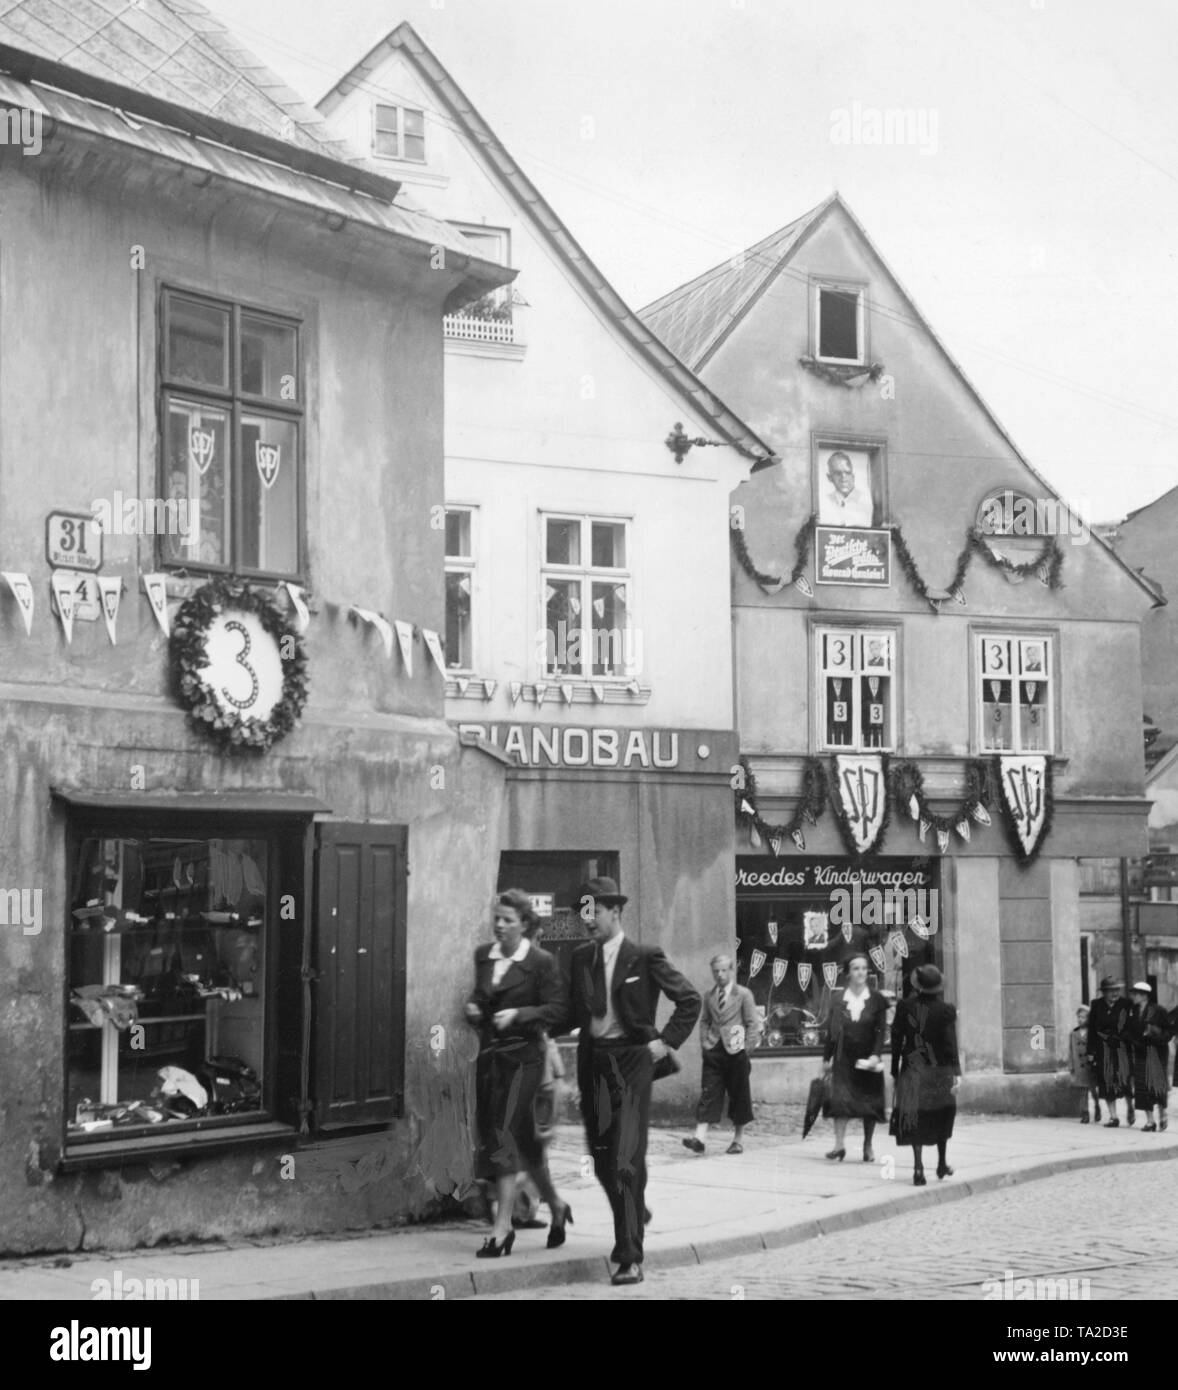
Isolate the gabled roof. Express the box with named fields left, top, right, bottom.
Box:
left=1124, top=482, right=1178, bottom=526
left=640, top=192, right=1164, bottom=609
left=0, top=0, right=348, bottom=161
left=319, top=22, right=777, bottom=470
left=640, top=197, right=834, bottom=371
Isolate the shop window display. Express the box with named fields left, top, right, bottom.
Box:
left=734, top=857, right=940, bottom=1054
left=67, top=835, right=268, bottom=1140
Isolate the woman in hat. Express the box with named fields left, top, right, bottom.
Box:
left=464, top=889, right=572, bottom=1256
left=889, top=964, right=960, bottom=1186
left=822, top=954, right=888, bottom=1162
left=1086, top=977, right=1134, bottom=1127
left=1126, top=982, right=1171, bottom=1132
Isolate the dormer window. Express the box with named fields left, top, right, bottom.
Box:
left=815, top=283, right=865, bottom=363
left=373, top=103, right=425, bottom=162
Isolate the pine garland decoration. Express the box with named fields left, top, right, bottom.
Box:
left=891, top=758, right=992, bottom=847
left=735, top=753, right=827, bottom=850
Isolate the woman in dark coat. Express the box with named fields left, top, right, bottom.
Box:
left=890, top=964, right=960, bottom=1186
left=1086, top=977, right=1135, bottom=1127
left=822, top=954, right=888, bottom=1162
left=464, top=889, right=570, bottom=1257
left=1126, top=982, right=1170, bottom=1131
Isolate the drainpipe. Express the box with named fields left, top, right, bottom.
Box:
left=1120, top=857, right=1134, bottom=987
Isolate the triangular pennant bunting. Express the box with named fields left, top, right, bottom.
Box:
left=771, top=959, right=787, bottom=988
left=350, top=607, right=392, bottom=659
left=51, top=571, right=78, bottom=644
left=822, top=962, right=839, bottom=989
left=790, top=828, right=805, bottom=852
left=997, top=754, right=1051, bottom=863
left=560, top=683, right=574, bottom=704
left=483, top=679, right=497, bottom=699
left=869, top=946, right=886, bottom=972
left=510, top=681, right=523, bottom=705
left=142, top=573, right=170, bottom=637
left=797, top=963, right=812, bottom=990
left=97, top=576, right=122, bottom=646
left=393, top=619, right=414, bottom=675
left=3, top=572, right=34, bottom=635
left=283, top=581, right=310, bottom=634
left=421, top=628, right=447, bottom=678
left=749, top=949, right=766, bottom=979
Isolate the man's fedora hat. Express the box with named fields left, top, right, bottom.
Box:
left=1099, top=976, right=1125, bottom=991
left=580, top=876, right=628, bottom=908
left=913, top=964, right=944, bottom=994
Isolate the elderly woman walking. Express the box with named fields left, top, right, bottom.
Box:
left=1087, top=977, right=1135, bottom=1128
left=1126, top=982, right=1171, bottom=1132
left=890, top=965, right=960, bottom=1186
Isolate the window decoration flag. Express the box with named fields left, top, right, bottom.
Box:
left=534, top=682, right=549, bottom=706
left=593, top=597, right=605, bottom=619
left=455, top=677, right=470, bottom=697
left=350, top=606, right=392, bottom=658
left=142, top=573, right=170, bottom=637
left=971, top=803, right=992, bottom=826
left=510, top=681, right=523, bottom=705
left=282, top=582, right=310, bottom=634
left=768, top=920, right=778, bottom=946
left=771, top=959, right=787, bottom=988
left=393, top=619, right=414, bottom=675
left=749, top=822, right=762, bottom=850
left=794, top=574, right=813, bottom=596
left=842, top=922, right=854, bottom=944
left=592, top=684, right=605, bottom=702
left=254, top=440, right=281, bottom=490
left=97, top=575, right=122, bottom=646
left=482, top=679, right=497, bottom=699
left=956, top=819, right=971, bottom=842
left=997, top=754, right=1052, bottom=864
left=910, top=916, right=930, bottom=940
left=769, top=834, right=783, bottom=857
left=869, top=946, right=886, bottom=972
left=797, top=962, right=812, bottom=990
left=823, top=962, right=839, bottom=989
left=936, top=827, right=950, bottom=854
left=561, top=683, right=574, bottom=704
left=791, top=828, right=806, bottom=851
left=421, top=628, right=446, bottom=678
left=51, top=570, right=78, bottom=644
left=890, top=931, right=908, bottom=958
left=3, top=571, right=34, bottom=635
left=833, top=754, right=889, bottom=858
left=918, top=818, right=931, bottom=842
left=749, top=949, right=767, bottom=979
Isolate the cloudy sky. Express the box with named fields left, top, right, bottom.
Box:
left=209, top=0, right=1178, bottom=523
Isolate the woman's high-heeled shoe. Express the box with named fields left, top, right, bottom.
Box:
left=546, top=1203, right=574, bottom=1249
left=913, top=1170, right=927, bottom=1186
left=825, top=1148, right=846, bottom=1161
left=863, top=1145, right=875, bottom=1163
left=936, top=1163, right=954, bottom=1179
left=476, top=1231, right=515, bottom=1258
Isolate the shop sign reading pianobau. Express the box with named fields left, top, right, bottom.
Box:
left=457, top=723, right=732, bottom=772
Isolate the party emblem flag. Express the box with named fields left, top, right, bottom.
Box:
left=255, top=441, right=281, bottom=490
left=769, top=835, right=783, bottom=857
left=97, top=575, right=122, bottom=645
left=351, top=607, right=393, bottom=659
left=283, top=582, right=310, bottom=635
left=890, top=931, right=909, bottom=958
left=188, top=427, right=215, bottom=475
left=998, top=754, right=1050, bottom=861
left=767, top=920, right=778, bottom=946
left=835, top=755, right=887, bottom=856
left=3, top=571, right=34, bottom=635
left=936, top=827, right=950, bottom=854
left=869, top=946, right=886, bottom=972
left=771, top=958, right=787, bottom=988
left=910, top=916, right=930, bottom=939
left=791, top=828, right=806, bottom=851
left=510, top=681, right=523, bottom=705
left=797, top=962, right=812, bottom=990
left=822, top=962, right=839, bottom=989
left=749, top=949, right=767, bottom=979
left=842, top=922, right=854, bottom=944
left=51, top=570, right=78, bottom=644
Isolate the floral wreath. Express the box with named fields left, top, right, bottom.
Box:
left=171, top=577, right=309, bottom=754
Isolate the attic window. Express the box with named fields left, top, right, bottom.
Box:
left=373, top=104, right=425, bottom=162
left=816, top=285, right=864, bottom=363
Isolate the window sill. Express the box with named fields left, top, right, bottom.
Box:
left=446, top=677, right=652, bottom=705
left=59, top=1119, right=295, bottom=1171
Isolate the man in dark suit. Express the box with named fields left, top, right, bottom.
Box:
left=558, top=877, right=700, bottom=1286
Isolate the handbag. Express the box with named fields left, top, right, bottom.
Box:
left=533, top=1034, right=563, bottom=1143
left=652, top=1048, right=682, bottom=1082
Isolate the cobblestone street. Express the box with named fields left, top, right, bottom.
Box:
left=474, top=1162, right=1178, bottom=1299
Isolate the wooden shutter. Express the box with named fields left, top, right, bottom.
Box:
left=313, top=823, right=407, bottom=1129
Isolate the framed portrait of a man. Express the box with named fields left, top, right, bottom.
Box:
left=814, top=439, right=885, bottom=529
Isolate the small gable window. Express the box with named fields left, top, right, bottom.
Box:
left=373, top=103, right=425, bottom=162
left=815, top=284, right=864, bottom=363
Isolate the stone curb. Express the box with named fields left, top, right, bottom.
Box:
left=259, top=1141, right=1178, bottom=1300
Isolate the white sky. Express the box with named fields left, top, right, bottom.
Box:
left=208, top=0, right=1178, bottom=524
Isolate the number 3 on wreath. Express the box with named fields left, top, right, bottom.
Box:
left=220, top=619, right=260, bottom=711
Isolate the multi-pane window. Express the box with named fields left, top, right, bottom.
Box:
left=444, top=507, right=475, bottom=671
left=816, top=626, right=896, bottom=751
left=815, top=284, right=864, bottom=363
left=373, top=103, right=425, bottom=161
left=977, top=635, right=1053, bottom=753
left=161, top=290, right=301, bottom=578
left=541, top=515, right=632, bottom=678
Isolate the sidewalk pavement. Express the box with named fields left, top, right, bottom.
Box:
left=4, top=1114, right=1176, bottom=1300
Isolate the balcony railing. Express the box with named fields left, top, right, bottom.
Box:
left=444, top=312, right=515, bottom=344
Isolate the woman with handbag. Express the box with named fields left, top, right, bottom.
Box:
left=1126, top=982, right=1170, bottom=1131
left=464, top=890, right=573, bottom=1257
left=822, top=954, right=887, bottom=1162
left=890, top=965, right=960, bottom=1186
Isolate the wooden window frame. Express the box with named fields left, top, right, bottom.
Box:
left=973, top=630, right=1056, bottom=755
left=812, top=279, right=867, bottom=366
left=814, top=623, right=899, bottom=752
left=444, top=504, right=477, bottom=673
left=538, top=512, right=634, bottom=681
